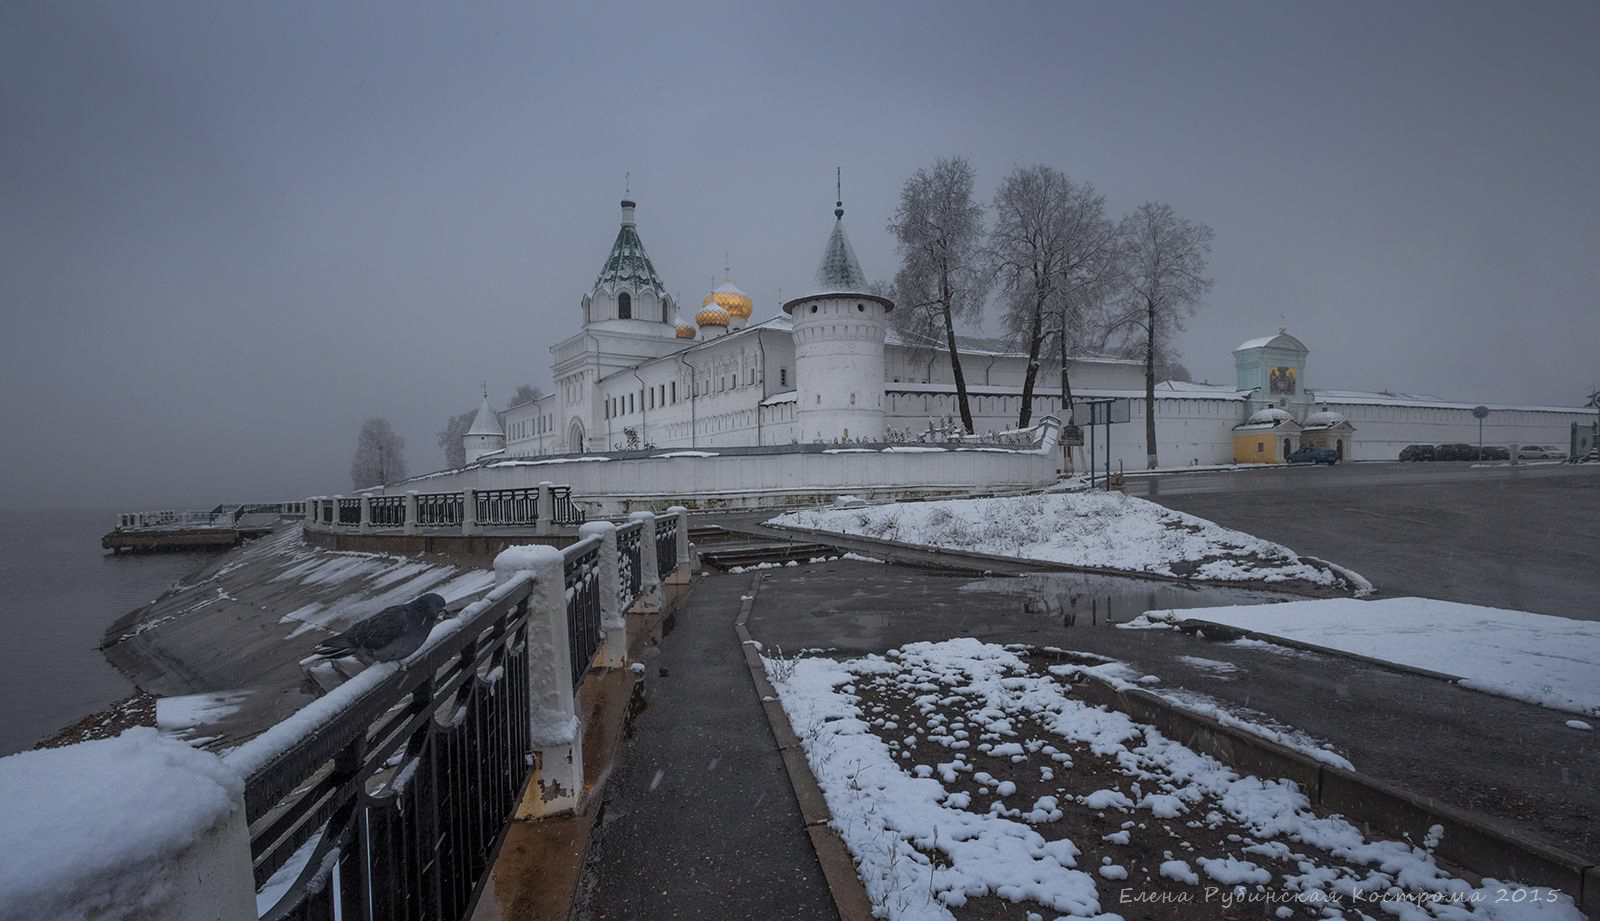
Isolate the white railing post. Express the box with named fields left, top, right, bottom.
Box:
left=461, top=488, right=477, bottom=536
left=494, top=546, right=582, bottom=818
left=403, top=490, right=420, bottom=535
left=0, top=730, right=259, bottom=921
left=536, top=481, right=555, bottom=536
left=667, top=505, right=693, bottom=583
left=358, top=495, right=372, bottom=533
left=577, top=521, right=624, bottom=667
left=628, top=511, right=663, bottom=614
left=304, top=497, right=316, bottom=525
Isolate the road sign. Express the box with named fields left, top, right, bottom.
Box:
left=1473, top=405, right=1489, bottom=420
left=1082, top=399, right=1131, bottom=425
left=1062, top=425, right=1085, bottom=447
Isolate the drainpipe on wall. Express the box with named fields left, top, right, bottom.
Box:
left=679, top=351, right=700, bottom=449
left=756, top=331, right=767, bottom=445
left=630, top=367, right=649, bottom=450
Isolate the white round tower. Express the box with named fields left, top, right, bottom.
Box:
left=781, top=196, right=892, bottom=442
left=462, top=389, right=506, bottom=465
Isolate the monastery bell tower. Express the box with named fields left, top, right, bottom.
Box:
left=782, top=186, right=893, bottom=442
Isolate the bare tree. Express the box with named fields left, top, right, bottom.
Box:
left=1107, top=202, right=1214, bottom=468
left=888, top=156, right=989, bottom=433
left=350, top=417, right=407, bottom=489
left=506, top=384, right=542, bottom=409
left=1116, top=339, right=1191, bottom=383
left=988, top=165, right=1120, bottom=427
left=436, top=409, right=474, bottom=469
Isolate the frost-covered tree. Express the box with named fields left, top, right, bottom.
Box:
left=987, top=165, right=1120, bottom=427
left=507, top=384, right=542, bottom=408
left=1106, top=202, right=1214, bottom=468
left=436, top=409, right=474, bottom=469
left=350, top=417, right=407, bottom=489
left=888, top=156, right=989, bottom=433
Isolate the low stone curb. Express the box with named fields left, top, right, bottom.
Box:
left=765, top=521, right=1353, bottom=598
left=1067, top=671, right=1596, bottom=915
left=736, top=573, right=877, bottom=921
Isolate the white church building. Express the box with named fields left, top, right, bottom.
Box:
left=480, top=196, right=1147, bottom=463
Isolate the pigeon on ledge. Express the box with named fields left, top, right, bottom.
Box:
left=312, top=593, right=449, bottom=664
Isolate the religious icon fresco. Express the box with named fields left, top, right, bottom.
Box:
left=1269, top=365, right=1297, bottom=395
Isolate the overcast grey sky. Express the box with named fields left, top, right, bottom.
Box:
left=2, top=1, right=1596, bottom=509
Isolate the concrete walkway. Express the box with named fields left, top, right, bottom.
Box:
left=572, top=574, right=838, bottom=921
left=745, top=558, right=1600, bottom=864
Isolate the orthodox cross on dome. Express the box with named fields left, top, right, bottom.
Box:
left=835, top=166, right=843, bottom=219
left=624, top=171, right=630, bottom=197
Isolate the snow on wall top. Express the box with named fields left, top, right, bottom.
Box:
left=0, top=728, right=245, bottom=919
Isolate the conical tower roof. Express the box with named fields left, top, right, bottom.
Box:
left=593, top=199, right=668, bottom=298
left=783, top=194, right=893, bottom=314
left=467, top=391, right=504, bottom=437
left=813, top=218, right=868, bottom=293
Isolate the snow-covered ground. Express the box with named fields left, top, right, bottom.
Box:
left=1137, top=597, right=1600, bottom=717
left=766, top=639, right=1581, bottom=920
left=769, top=493, right=1365, bottom=591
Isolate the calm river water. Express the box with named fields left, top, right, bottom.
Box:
left=0, top=508, right=214, bottom=755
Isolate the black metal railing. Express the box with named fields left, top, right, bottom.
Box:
left=655, top=515, right=678, bottom=583
left=240, top=580, right=536, bottom=921
left=475, top=488, right=538, bottom=527
left=368, top=495, right=406, bottom=528
left=321, top=500, right=335, bottom=525
left=415, top=492, right=464, bottom=528
left=564, top=537, right=603, bottom=690
left=549, top=486, right=585, bottom=525
left=615, top=521, right=643, bottom=612
left=336, top=498, right=362, bottom=527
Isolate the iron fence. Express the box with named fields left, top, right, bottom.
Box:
left=243, top=581, right=536, bottom=921
left=415, top=492, right=464, bottom=528
left=369, top=495, right=407, bottom=529
left=475, top=488, right=539, bottom=528
left=549, top=486, right=585, bottom=525
left=654, top=514, right=678, bottom=583
left=321, top=500, right=335, bottom=526
left=336, top=498, right=362, bottom=527
left=615, top=521, right=643, bottom=613
left=564, top=537, right=602, bottom=691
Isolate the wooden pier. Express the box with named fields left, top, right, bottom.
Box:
left=101, top=502, right=304, bottom=554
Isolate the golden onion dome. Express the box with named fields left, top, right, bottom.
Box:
left=702, top=265, right=753, bottom=319
left=673, top=315, right=697, bottom=339
left=695, top=304, right=730, bottom=327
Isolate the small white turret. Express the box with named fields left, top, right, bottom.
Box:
left=463, top=388, right=506, bottom=465
left=781, top=190, right=892, bottom=442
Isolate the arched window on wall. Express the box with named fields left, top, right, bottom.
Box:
left=618, top=292, right=632, bottom=320
left=662, top=301, right=671, bottom=323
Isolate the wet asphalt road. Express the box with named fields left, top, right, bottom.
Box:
left=573, top=575, right=838, bottom=921
left=1126, top=462, right=1600, bottom=619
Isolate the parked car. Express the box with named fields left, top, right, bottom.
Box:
left=1435, top=443, right=1476, bottom=461
left=1480, top=445, right=1510, bottom=461
left=1399, top=444, right=1435, bottom=462
left=1287, top=444, right=1339, bottom=465
left=1517, top=445, right=1568, bottom=460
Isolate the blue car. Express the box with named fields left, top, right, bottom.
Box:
left=1286, top=445, right=1339, bottom=465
